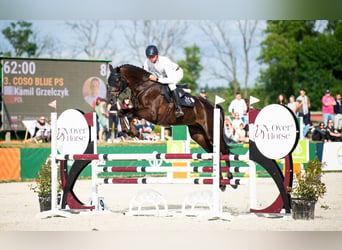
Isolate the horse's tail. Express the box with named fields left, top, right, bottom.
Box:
left=196, top=97, right=230, bottom=152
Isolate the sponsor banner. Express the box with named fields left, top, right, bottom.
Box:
left=292, top=139, right=309, bottom=163
left=57, top=109, right=90, bottom=155
left=322, top=142, right=342, bottom=171
left=253, top=104, right=299, bottom=159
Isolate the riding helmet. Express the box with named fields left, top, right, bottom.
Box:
left=145, top=45, right=158, bottom=57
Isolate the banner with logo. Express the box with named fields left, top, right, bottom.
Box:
left=322, top=142, right=342, bottom=171
left=292, top=139, right=309, bottom=163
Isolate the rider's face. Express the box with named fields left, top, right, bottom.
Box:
left=148, top=55, right=158, bottom=63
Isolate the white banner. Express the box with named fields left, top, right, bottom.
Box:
left=322, top=142, right=342, bottom=171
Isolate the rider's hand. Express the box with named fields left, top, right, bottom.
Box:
left=149, top=75, right=158, bottom=81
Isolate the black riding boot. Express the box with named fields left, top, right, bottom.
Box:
left=171, top=90, right=184, bottom=118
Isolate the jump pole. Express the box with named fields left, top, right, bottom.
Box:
left=90, top=112, right=99, bottom=211
left=212, top=96, right=223, bottom=214
left=37, top=112, right=70, bottom=219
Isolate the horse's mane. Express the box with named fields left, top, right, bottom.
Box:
left=120, top=64, right=150, bottom=78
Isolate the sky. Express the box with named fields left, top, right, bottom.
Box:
left=0, top=20, right=266, bottom=90
left=0, top=1, right=339, bottom=90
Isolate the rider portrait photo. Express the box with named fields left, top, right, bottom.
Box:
left=82, top=77, right=107, bottom=108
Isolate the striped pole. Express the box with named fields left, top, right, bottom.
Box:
left=56, top=153, right=249, bottom=161
left=97, top=166, right=234, bottom=173
left=99, top=177, right=248, bottom=185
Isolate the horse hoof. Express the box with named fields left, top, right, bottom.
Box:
left=230, top=184, right=238, bottom=189
left=219, top=184, right=226, bottom=192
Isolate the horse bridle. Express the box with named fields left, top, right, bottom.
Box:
left=108, top=69, right=127, bottom=94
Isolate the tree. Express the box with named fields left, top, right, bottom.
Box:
left=177, top=45, right=203, bottom=91
left=200, top=21, right=238, bottom=94
left=2, top=21, right=37, bottom=57
left=298, top=22, right=342, bottom=110
left=121, top=20, right=188, bottom=64
left=65, top=20, right=117, bottom=59
left=238, top=20, right=258, bottom=97
left=200, top=20, right=260, bottom=97
left=257, top=20, right=317, bottom=106
left=257, top=20, right=342, bottom=110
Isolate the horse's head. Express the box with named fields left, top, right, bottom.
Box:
left=108, top=64, right=127, bottom=94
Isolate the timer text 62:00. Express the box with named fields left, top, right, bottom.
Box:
left=3, top=60, right=36, bottom=75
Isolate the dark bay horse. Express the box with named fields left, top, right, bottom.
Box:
left=108, top=64, right=234, bottom=190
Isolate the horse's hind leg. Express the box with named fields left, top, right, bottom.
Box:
left=220, top=140, right=237, bottom=190
left=188, top=125, right=213, bottom=153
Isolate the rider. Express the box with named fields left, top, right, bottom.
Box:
left=143, top=45, right=184, bottom=118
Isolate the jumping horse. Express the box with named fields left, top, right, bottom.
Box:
left=108, top=64, right=234, bottom=190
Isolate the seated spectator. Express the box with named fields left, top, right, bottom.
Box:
left=231, top=112, right=244, bottom=131
left=326, top=119, right=342, bottom=142
left=164, top=127, right=172, bottom=141
left=311, top=122, right=328, bottom=142
left=29, top=116, right=50, bottom=143
left=44, top=120, right=51, bottom=142
left=233, top=123, right=249, bottom=143
left=136, top=119, right=159, bottom=141
left=224, top=118, right=236, bottom=143
left=117, top=116, right=132, bottom=141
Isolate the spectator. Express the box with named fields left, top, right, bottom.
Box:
left=287, top=95, right=298, bottom=116
left=120, top=97, right=133, bottom=110
left=95, top=97, right=110, bottom=142
left=224, top=118, right=236, bottom=143
left=296, top=88, right=311, bottom=137
left=107, top=91, right=121, bottom=142
left=277, top=93, right=287, bottom=105
left=321, top=89, right=336, bottom=127
left=231, top=112, right=244, bottom=131
left=136, top=119, right=158, bottom=141
left=163, top=127, right=172, bottom=141
left=29, top=116, right=50, bottom=143
left=117, top=97, right=134, bottom=140
left=326, top=119, right=342, bottom=142
left=228, top=92, right=247, bottom=123
left=334, top=93, right=342, bottom=130
left=199, top=88, right=207, bottom=100
left=233, top=122, right=249, bottom=143
left=245, top=98, right=252, bottom=113
left=311, top=122, right=328, bottom=142
left=129, top=118, right=143, bottom=141
left=44, top=119, right=51, bottom=142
